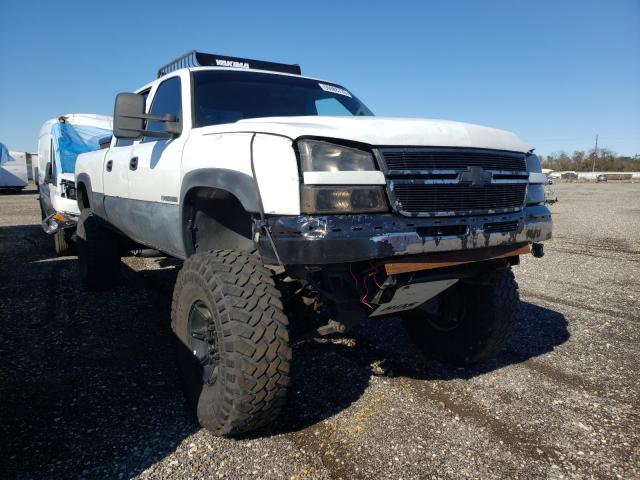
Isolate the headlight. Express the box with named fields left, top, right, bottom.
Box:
left=298, top=140, right=376, bottom=172
left=526, top=154, right=542, bottom=173
left=301, top=185, right=388, bottom=214
left=526, top=184, right=545, bottom=205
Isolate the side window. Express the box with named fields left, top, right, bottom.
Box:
left=116, top=90, right=150, bottom=146
left=143, top=77, right=182, bottom=142
left=50, top=138, right=57, bottom=183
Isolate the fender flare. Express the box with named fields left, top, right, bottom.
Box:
left=179, top=168, right=263, bottom=257
left=76, top=173, right=108, bottom=219
left=180, top=168, right=262, bottom=214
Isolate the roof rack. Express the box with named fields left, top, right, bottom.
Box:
left=157, top=50, right=301, bottom=78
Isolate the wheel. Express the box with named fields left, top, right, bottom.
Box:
left=53, top=229, right=75, bottom=256
left=402, top=267, right=519, bottom=367
left=171, top=249, right=291, bottom=436
left=76, top=209, right=121, bottom=290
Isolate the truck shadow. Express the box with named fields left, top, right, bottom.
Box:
left=261, top=300, right=569, bottom=437
left=0, top=222, right=569, bottom=476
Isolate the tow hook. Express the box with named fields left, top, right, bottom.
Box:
left=532, top=243, right=544, bottom=258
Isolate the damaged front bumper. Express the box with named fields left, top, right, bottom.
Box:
left=42, top=212, right=78, bottom=235
left=257, top=205, right=552, bottom=265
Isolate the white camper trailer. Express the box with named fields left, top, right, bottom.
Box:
left=37, top=114, right=112, bottom=255
left=0, top=144, right=29, bottom=191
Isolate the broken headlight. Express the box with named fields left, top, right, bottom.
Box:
left=301, top=185, right=387, bottom=214
left=298, top=140, right=376, bottom=172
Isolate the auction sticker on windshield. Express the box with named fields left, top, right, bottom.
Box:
left=319, top=83, right=352, bottom=97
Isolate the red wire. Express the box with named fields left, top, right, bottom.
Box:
left=369, top=261, right=384, bottom=289
left=361, top=276, right=373, bottom=310
left=351, top=263, right=373, bottom=309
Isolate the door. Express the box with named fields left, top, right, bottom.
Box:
left=102, top=140, right=134, bottom=227
left=127, top=75, right=187, bottom=256
left=102, top=89, right=150, bottom=228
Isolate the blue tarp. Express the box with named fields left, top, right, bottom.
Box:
left=0, top=142, right=12, bottom=166
left=51, top=123, right=112, bottom=174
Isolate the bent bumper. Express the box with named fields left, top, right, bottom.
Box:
left=258, top=205, right=552, bottom=265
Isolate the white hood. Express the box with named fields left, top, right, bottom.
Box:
left=196, top=116, right=533, bottom=153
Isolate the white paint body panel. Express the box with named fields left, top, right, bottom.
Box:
left=102, top=145, right=132, bottom=198
left=251, top=134, right=300, bottom=215
left=182, top=132, right=254, bottom=178
left=1, top=151, right=28, bottom=188
left=76, top=149, right=108, bottom=194
left=196, top=116, right=532, bottom=153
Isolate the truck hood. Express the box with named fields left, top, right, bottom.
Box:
left=196, top=116, right=533, bottom=152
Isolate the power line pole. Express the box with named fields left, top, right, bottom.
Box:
left=592, top=134, right=598, bottom=172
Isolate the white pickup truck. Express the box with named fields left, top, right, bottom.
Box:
left=75, top=51, right=552, bottom=436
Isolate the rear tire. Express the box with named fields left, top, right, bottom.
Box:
left=76, top=209, right=121, bottom=290
left=402, top=267, right=519, bottom=367
left=171, top=249, right=291, bottom=436
left=53, top=229, right=75, bottom=256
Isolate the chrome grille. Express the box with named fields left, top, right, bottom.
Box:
left=378, top=148, right=528, bottom=216
left=392, top=184, right=526, bottom=214
left=380, top=147, right=527, bottom=172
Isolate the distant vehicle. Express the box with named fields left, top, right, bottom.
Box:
left=548, top=172, right=561, bottom=179
left=36, top=114, right=112, bottom=255
left=596, top=174, right=608, bottom=182
left=600, top=173, right=632, bottom=181
left=560, top=171, right=578, bottom=180
left=0, top=144, right=28, bottom=191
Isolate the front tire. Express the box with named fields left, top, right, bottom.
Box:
left=171, top=249, right=291, bottom=436
left=76, top=209, right=121, bottom=290
left=402, top=267, right=519, bottom=367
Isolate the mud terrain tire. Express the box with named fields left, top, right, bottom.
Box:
left=171, top=249, right=291, bottom=436
left=402, top=267, right=519, bottom=367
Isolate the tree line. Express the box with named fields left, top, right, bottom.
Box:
left=540, top=149, right=640, bottom=172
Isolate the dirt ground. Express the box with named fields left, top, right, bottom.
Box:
left=0, top=183, right=638, bottom=480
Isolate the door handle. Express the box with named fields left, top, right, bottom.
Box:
left=129, top=157, right=138, bottom=171
left=106, top=160, right=113, bottom=172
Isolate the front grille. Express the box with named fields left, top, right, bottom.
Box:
left=381, top=148, right=527, bottom=172
left=392, top=184, right=526, bottom=215
left=378, top=147, right=528, bottom=216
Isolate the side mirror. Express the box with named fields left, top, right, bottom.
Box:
left=44, top=162, right=53, bottom=184
left=113, top=93, right=146, bottom=139
left=113, top=92, right=181, bottom=140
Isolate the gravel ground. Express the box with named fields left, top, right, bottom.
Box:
left=0, top=183, right=638, bottom=479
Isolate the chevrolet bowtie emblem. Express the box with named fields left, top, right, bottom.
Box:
left=459, top=166, right=492, bottom=186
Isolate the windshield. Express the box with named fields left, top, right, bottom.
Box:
left=192, top=70, right=373, bottom=128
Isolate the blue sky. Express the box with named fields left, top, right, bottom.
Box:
left=1, top=0, right=638, bottom=155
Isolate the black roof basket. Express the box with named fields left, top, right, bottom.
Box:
left=157, top=50, right=301, bottom=78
